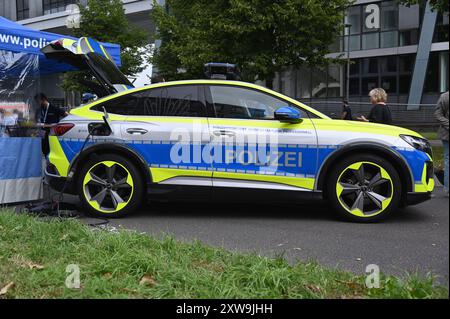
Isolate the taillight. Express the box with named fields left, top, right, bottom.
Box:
left=51, top=123, right=75, bottom=136
left=52, top=39, right=64, bottom=48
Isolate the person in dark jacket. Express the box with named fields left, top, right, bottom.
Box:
left=341, top=100, right=353, bottom=120
left=35, top=93, right=68, bottom=156
left=357, top=88, right=392, bottom=125
left=435, top=91, right=449, bottom=197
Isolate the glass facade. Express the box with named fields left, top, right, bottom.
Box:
left=279, top=49, right=448, bottom=100
left=43, top=0, right=77, bottom=15
left=280, top=65, right=344, bottom=100
left=290, top=1, right=449, bottom=103
left=344, top=53, right=448, bottom=97
left=342, top=1, right=422, bottom=51
left=433, top=11, right=450, bottom=43
left=425, top=51, right=449, bottom=94
left=16, top=0, right=30, bottom=20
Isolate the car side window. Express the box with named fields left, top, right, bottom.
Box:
left=209, top=85, right=298, bottom=120
left=139, top=85, right=207, bottom=117
left=92, top=85, right=207, bottom=117
left=95, top=94, right=139, bottom=115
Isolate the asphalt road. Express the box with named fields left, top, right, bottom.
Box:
left=79, top=187, right=449, bottom=287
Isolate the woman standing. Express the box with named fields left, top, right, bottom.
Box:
left=358, top=88, right=392, bottom=125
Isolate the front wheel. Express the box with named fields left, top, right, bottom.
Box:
left=326, top=154, right=401, bottom=222
left=77, top=154, right=144, bottom=218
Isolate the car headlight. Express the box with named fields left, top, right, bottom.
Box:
left=400, top=135, right=433, bottom=158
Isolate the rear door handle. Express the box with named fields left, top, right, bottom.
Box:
left=213, top=130, right=236, bottom=137
left=126, top=128, right=149, bottom=135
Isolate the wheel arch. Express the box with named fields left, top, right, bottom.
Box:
left=316, top=142, right=414, bottom=203
left=69, top=143, right=152, bottom=187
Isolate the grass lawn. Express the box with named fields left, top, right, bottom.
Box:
left=0, top=211, right=448, bottom=299
left=419, top=132, right=439, bottom=141
left=433, top=146, right=445, bottom=170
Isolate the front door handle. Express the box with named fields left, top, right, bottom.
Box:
left=126, top=128, right=149, bottom=135
left=213, top=130, right=236, bottom=137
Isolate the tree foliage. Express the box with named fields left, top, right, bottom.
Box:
left=151, top=0, right=351, bottom=83
left=63, top=0, right=148, bottom=93
left=400, top=0, right=449, bottom=13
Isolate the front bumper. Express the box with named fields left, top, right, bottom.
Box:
left=405, top=192, right=432, bottom=206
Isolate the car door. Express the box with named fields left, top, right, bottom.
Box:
left=121, top=84, right=213, bottom=189
left=206, top=84, right=318, bottom=193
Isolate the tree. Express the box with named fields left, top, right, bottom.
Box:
left=400, top=0, right=449, bottom=13
left=63, top=0, right=148, bottom=93
left=151, top=0, right=351, bottom=84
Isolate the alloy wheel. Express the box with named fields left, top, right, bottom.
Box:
left=336, top=162, right=393, bottom=217
left=83, top=161, right=134, bottom=213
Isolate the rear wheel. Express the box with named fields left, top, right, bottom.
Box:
left=77, top=154, right=144, bottom=218
left=326, top=154, right=401, bottom=222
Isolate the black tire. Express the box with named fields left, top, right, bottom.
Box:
left=326, top=153, right=402, bottom=223
left=77, top=153, right=145, bottom=218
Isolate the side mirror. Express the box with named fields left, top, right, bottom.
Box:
left=274, top=106, right=302, bottom=123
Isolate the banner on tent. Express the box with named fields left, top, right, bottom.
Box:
left=1, top=49, right=40, bottom=136
left=0, top=32, right=52, bottom=52
left=0, top=138, right=43, bottom=204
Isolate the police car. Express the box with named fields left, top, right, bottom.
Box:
left=43, top=39, right=435, bottom=222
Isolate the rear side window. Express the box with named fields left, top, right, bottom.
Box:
left=94, top=94, right=139, bottom=115
left=92, top=85, right=207, bottom=117
left=140, top=85, right=207, bottom=117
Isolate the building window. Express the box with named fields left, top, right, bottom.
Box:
left=292, top=64, right=344, bottom=99
left=43, top=0, right=77, bottom=15
left=327, top=65, right=343, bottom=98
left=381, top=1, right=398, bottom=31
left=424, top=52, right=440, bottom=94
left=340, top=2, right=424, bottom=51
left=362, top=33, right=379, bottom=50
left=16, top=0, right=30, bottom=20
left=347, top=55, right=415, bottom=96
left=344, top=35, right=361, bottom=51
left=381, top=31, right=398, bottom=48
left=440, top=51, right=449, bottom=93
left=380, top=56, right=397, bottom=73
left=311, top=69, right=328, bottom=98
left=362, top=77, right=378, bottom=93
left=433, top=12, right=449, bottom=43
left=296, top=67, right=312, bottom=99
left=399, top=54, right=415, bottom=94
left=347, top=6, right=362, bottom=34
left=424, top=51, right=450, bottom=94
left=399, top=29, right=419, bottom=46
left=362, top=58, right=378, bottom=75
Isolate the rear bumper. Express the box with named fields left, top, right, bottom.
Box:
left=405, top=192, right=432, bottom=206
left=44, top=164, right=76, bottom=195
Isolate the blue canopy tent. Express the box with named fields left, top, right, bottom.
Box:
left=0, top=16, right=121, bottom=72
left=0, top=16, right=122, bottom=204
